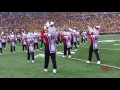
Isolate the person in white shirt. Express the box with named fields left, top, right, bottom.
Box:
left=26, top=33, right=35, bottom=64
left=33, top=32, right=39, bottom=51
left=10, top=32, right=16, bottom=54
left=76, top=29, right=80, bottom=47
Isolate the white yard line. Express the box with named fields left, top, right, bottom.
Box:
left=98, top=40, right=120, bottom=43
left=113, top=44, right=120, bottom=46
left=100, top=48, right=120, bottom=50
left=80, top=46, right=120, bottom=51
left=57, top=54, right=120, bottom=70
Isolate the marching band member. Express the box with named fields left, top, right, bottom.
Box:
left=22, top=33, right=27, bottom=52
left=0, top=35, right=3, bottom=55
left=72, top=29, right=77, bottom=51
left=84, top=31, right=88, bottom=42
left=76, top=28, right=80, bottom=47
left=26, top=33, right=35, bottom=64
left=68, top=29, right=73, bottom=50
left=61, top=29, right=72, bottom=58
left=17, top=33, right=21, bottom=43
left=33, top=32, right=39, bottom=51
left=2, top=34, right=7, bottom=49
left=40, top=21, right=57, bottom=74
left=10, top=32, right=16, bottom=54
left=61, top=29, right=67, bottom=57
left=7, top=33, right=10, bottom=43
left=81, top=31, right=86, bottom=44
left=86, top=26, right=101, bottom=64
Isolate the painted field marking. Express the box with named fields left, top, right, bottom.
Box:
left=99, top=40, right=120, bottom=43
left=56, top=51, right=76, bottom=55
left=57, top=54, right=120, bottom=70
left=113, top=44, right=120, bottom=46
left=35, top=54, right=45, bottom=58
left=35, top=51, right=76, bottom=58
left=80, top=46, right=120, bottom=51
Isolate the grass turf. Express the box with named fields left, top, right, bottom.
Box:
left=0, top=34, right=120, bottom=78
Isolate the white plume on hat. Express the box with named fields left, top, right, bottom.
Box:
left=74, top=27, right=77, bottom=29
left=73, top=30, right=76, bottom=33
left=11, top=35, right=14, bottom=38
left=23, top=33, right=26, bottom=37
left=34, top=32, right=38, bottom=36
left=96, top=26, right=100, bottom=29
left=50, top=21, right=54, bottom=25
left=12, top=32, right=14, bottom=34
left=1, top=32, right=4, bottom=35
left=69, top=28, right=72, bottom=31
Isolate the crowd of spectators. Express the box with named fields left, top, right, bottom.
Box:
left=0, top=12, right=120, bottom=34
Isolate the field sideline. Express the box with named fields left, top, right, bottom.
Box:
left=0, top=34, right=120, bottom=78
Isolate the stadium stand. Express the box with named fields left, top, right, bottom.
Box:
left=0, top=12, right=120, bottom=34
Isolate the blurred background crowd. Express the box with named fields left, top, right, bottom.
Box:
left=0, top=12, right=120, bottom=34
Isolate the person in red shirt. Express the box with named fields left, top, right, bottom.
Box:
left=40, top=22, right=57, bottom=74
left=86, top=26, right=101, bottom=64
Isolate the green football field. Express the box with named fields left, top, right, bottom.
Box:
left=0, top=34, right=120, bottom=78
